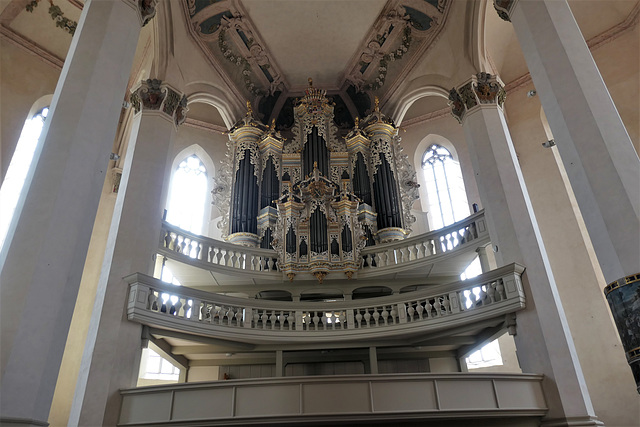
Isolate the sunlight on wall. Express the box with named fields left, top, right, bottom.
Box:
left=0, top=107, right=48, bottom=252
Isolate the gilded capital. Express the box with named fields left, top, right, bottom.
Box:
left=448, top=72, right=506, bottom=123
left=130, top=79, right=188, bottom=127
left=493, top=0, right=518, bottom=22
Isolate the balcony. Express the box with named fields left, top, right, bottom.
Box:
left=157, top=210, right=490, bottom=284
left=126, top=263, right=524, bottom=346
left=119, top=373, right=547, bottom=426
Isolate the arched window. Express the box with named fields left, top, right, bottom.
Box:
left=421, top=144, right=469, bottom=230
left=0, top=106, right=49, bottom=251
left=165, top=155, right=208, bottom=235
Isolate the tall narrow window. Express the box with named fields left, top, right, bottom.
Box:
left=0, top=107, right=49, bottom=251
left=166, top=155, right=208, bottom=235
left=421, top=144, right=469, bottom=230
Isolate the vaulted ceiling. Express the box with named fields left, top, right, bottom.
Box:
left=1, top=0, right=637, bottom=127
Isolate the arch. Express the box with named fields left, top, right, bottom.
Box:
left=391, top=85, right=450, bottom=125
left=184, top=82, right=244, bottom=128
left=166, top=144, right=215, bottom=235
left=465, top=0, right=496, bottom=75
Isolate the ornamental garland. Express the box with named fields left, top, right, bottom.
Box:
left=364, top=26, right=412, bottom=91
left=26, top=0, right=77, bottom=35
left=218, top=29, right=264, bottom=96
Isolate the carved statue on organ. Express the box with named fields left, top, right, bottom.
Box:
left=218, top=79, right=419, bottom=282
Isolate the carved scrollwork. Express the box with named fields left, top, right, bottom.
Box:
left=212, top=139, right=234, bottom=238
left=393, top=135, right=419, bottom=232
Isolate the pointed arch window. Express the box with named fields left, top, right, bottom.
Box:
left=421, top=144, right=469, bottom=230
left=0, top=107, right=49, bottom=251
left=166, top=155, right=208, bottom=235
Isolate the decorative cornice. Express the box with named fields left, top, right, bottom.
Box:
left=137, top=0, right=159, bottom=27
left=448, top=72, right=506, bottom=124
left=130, top=79, right=189, bottom=127
left=493, top=0, right=518, bottom=22
left=0, top=24, right=63, bottom=69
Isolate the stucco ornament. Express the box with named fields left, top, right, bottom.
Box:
left=393, top=135, right=420, bottom=233
left=130, top=79, right=189, bottom=128
left=493, top=0, right=518, bottom=22
left=449, top=73, right=506, bottom=123
left=138, top=0, right=159, bottom=27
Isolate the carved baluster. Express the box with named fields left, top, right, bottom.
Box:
left=424, top=299, right=433, bottom=318
left=427, top=239, right=435, bottom=255
left=355, top=311, right=363, bottom=328
left=496, top=279, right=507, bottom=300
left=381, top=307, right=389, bottom=325
left=372, top=308, right=380, bottom=326
left=487, top=283, right=496, bottom=304
left=163, top=231, right=171, bottom=249
left=389, top=305, right=398, bottom=324
left=363, top=309, right=371, bottom=327
left=147, top=289, right=158, bottom=311
left=434, top=297, right=443, bottom=316
left=407, top=304, right=415, bottom=321
left=214, top=248, right=222, bottom=264
left=416, top=301, right=425, bottom=319
left=442, top=296, right=450, bottom=314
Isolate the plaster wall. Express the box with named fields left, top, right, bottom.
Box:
left=0, top=40, right=60, bottom=182
left=504, top=78, right=639, bottom=425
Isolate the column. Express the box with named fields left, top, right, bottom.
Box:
left=449, top=73, right=600, bottom=426
left=493, top=0, right=639, bottom=285
left=68, top=79, right=187, bottom=427
left=0, top=1, right=156, bottom=426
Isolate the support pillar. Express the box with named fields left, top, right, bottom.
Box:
left=68, top=79, right=187, bottom=427
left=0, top=1, right=155, bottom=425
left=493, top=0, right=639, bottom=286
left=450, top=73, right=601, bottom=426
left=368, top=347, right=378, bottom=374
left=276, top=350, right=284, bottom=377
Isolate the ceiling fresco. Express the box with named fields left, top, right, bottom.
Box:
left=184, top=0, right=449, bottom=127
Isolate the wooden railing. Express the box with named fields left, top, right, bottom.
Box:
left=119, top=373, right=547, bottom=426
left=360, top=210, right=490, bottom=276
left=126, top=263, right=525, bottom=344
left=157, top=210, right=489, bottom=280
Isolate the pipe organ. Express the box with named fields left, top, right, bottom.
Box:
left=218, top=80, right=419, bottom=282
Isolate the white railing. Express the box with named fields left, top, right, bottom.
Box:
left=158, top=210, right=489, bottom=279
left=159, top=221, right=280, bottom=277
left=126, top=263, right=525, bottom=343
left=360, top=210, right=489, bottom=275
left=119, top=373, right=547, bottom=426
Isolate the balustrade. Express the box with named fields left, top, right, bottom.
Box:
left=159, top=221, right=280, bottom=276
left=158, top=211, right=489, bottom=280
left=126, top=262, right=524, bottom=342
left=361, top=210, right=489, bottom=272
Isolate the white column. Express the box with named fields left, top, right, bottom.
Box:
left=494, top=0, right=640, bottom=285
left=68, top=80, right=187, bottom=427
left=450, top=73, right=601, bottom=426
left=0, top=1, right=155, bottom=425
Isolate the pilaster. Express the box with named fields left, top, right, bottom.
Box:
left=450, top=73, right=602, bottom=426
left=68, top=79, right=187, bottom=427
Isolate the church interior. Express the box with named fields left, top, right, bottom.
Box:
left=0, top=0, right=639, bottom=426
